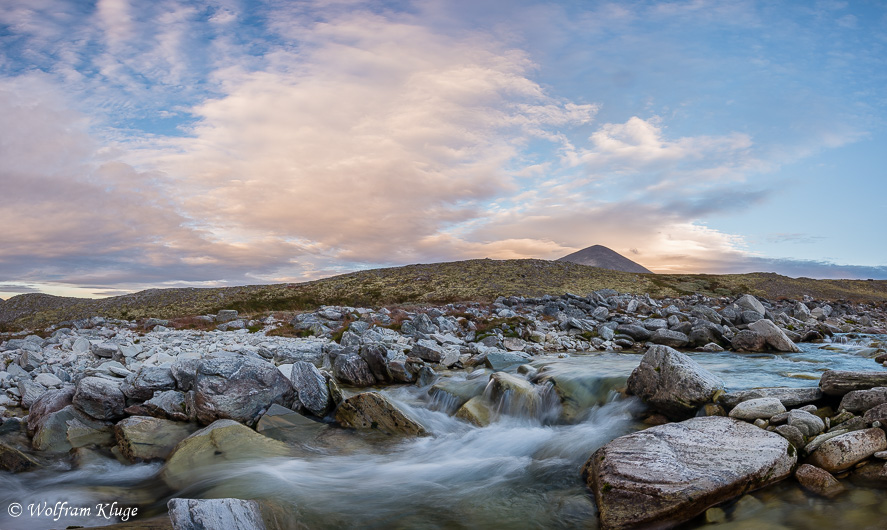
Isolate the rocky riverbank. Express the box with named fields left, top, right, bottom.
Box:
left=1, top=291, right=887, bottom=529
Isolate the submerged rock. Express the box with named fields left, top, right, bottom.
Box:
left=582, top=416, right=796, bottom=529
left=795, top=464, right=845, bottom=498
left=114, top=416, right=199, bottom=462
left=255, top=403, right=328, bottom=444
left=455, top=395, right=493, bottom=427
left=626, top=345, right=724, bottom=420
left=161, top=419, right=290, bottom=490
left=334, top=392, right=426, bottom=436
left=0, top=443, right=40, bottom=473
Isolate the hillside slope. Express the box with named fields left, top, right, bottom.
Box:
left=2, top=259, right=886, bottom=327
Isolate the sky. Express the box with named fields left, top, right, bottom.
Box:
left=1, top=0, right=886, bottom=300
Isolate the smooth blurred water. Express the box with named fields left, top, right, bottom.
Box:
left=1, top=334, right=886, bottom=529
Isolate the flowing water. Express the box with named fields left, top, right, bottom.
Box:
left=1, top=335, right=886, bottom=529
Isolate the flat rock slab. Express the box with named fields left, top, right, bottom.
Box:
left=720, top=387, right=822, bottom=409
left=820, top=371, right=887, bottom=396
left=168, top=498, right=265, bottom=530
left=583, top=416, right=796, bottom=530
left=807, top=428, right=887, bottom=473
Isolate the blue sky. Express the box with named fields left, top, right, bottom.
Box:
left=1, top=0, right=885, bottom=299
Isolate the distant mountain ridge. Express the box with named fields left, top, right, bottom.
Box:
left=557, top=245, right=653, bottom=274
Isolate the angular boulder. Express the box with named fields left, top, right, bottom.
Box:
left=120, top=365, right=176, bottom=401
left=334, top=392, right=426, bottom=436
left=332, top=353, right=376, bottom=387
left=747, top=319, right=801, bottom=353
left=627, top=345, right=724, bottom=420
left=290, top=361, right=332, bottom=417
left=193, top=356, right=295, bottom=426
left=731, top=330, right=767, bottom=352
left=73, top=376, right=126, bottom=421
left=582, top=416, right=796, bottom=529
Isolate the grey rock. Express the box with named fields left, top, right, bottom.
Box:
left=126, top=390, right=190, bottom=422
left=731, top=329, right=767, bottom=352
left=748, top=319, right=800, bottom=352
left=170, top=358, right=201, bottom=392
left=728, top=397, right=786, bottom=420
left=484, top=350, right=531, bottom=371
left=583, top=416, right=795, bottom=529
left=168, top=498, right=266, bottom=530
left=291, top=361, right=332, bottom=417
left=626, top=345, right=724, bottom=420
left=360, top=344, right=393, bottom=383
left=194, top=356, right=295, bottom=426
left=863, top=403, right=887, bottom=425
left=18, top=380, right=48, bottom=409
left=92, top=341, right=119, bottom=358
left=775, top=424, right=805, bottom=449
left=820, top=370, right=887, bottom=396
left=615, top=324, right=652, bottom=342
left=73, top=376, right=126, bottom=420
left=411, top=339, right=446, bottom=363
left=332, top=353, right=376, bottom=387
left=807, top=428, right=887, bottom=473
left=27, top=386, right=75, bottom=437
left=650, top=329, right=689, bottom=348
left=120, top=365, right=176, bottom=401
left=216, top=310, right=239, bottom=322
left=720, top=387, right=823, bottom=409
left=839, top=387, right=887, bottom=413
left=735, top=294, right=766, bottom=316
left=788, top=409, right=825, bottom=437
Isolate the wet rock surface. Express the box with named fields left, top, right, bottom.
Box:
left=583, top=416, right=796, bottom=529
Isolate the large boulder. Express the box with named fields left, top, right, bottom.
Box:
left=747, top=319, right=800, bottom=353
left=806, top=428, right=887, bottom=473
left=73, top=377, right=126, bottom=421
left=582, top=416, right=796, bottom=529
left=627, top=345, right=724, bottom=420
left=334, top=392, right=426, bottom=436
left=168, top=498, right=266, bottom=530
left=193, top=356, right=295, bottom=426
left=161, top=419, right=290, bottom=490
left=820, top=371, right=887, bottom=396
